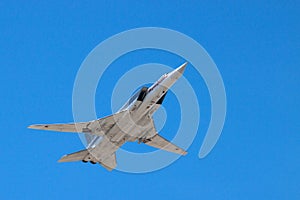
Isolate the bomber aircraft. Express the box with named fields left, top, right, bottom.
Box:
left=29, top=62, right=188, bottom=171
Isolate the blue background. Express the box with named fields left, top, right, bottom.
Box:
left=1, top=1, right=299, bottom=199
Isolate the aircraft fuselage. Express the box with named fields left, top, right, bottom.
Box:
left=86, top=63, right=187, bottom=149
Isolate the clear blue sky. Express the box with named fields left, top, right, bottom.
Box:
left=1, top=1, right=299, bottom=199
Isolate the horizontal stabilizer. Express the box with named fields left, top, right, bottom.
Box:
left=58, top=149, right=117, bottom=171
left=143, top=134, right=187, bottom=155
left=58, top=149, right=89, bottom=162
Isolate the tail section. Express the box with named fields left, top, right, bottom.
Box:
left=58, top=149, right=89, bottom=162
left=100, top=153, right=116, bottom=171
left=58, top=149, right=117, bottom=171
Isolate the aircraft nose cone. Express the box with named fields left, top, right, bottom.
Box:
left=176, top=62, right=188, bottom=74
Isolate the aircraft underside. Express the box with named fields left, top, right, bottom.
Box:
left=28, top=62, right=188, bottom=171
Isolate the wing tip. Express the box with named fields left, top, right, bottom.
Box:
left=27, top=125, right=35, bottom=129
left=28, top=124, right=49, bottom=130
left=182, top=151, right=188, bottom=156
left=57, top=155, right=68, bottom=163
